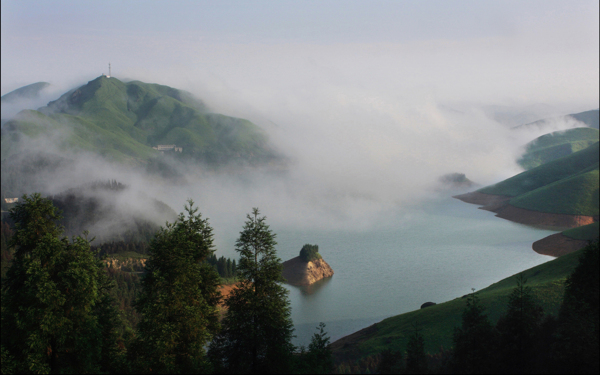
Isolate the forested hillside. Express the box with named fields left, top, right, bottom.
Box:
left=0, top=197, right=334, bottom=374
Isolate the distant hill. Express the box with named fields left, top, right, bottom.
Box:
left=518, top=127, right=599, bottom=170
left=478, top=142, right=599, bottom=215
left=47, top=180, right=176, bottom=244
left=456, top=142, right=599, bottom=228
left=1, top=82, right=50, bottom=102
left=514, top=109, right=599, bottom=131
left=569, top=109, right=600, bottom=129
left=0, top=151, right=75, bottom=200
left=1, top=76, right=279, bottom=167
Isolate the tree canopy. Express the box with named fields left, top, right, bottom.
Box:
left=299, top=244, right=321, bottom=262
left=209, top=208, right=295, bottom=374
left=1, top=193, right=120, bottom=373
left=132, top=200, right=221, bottom=373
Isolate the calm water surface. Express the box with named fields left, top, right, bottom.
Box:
left=268, top=196, right=557, bottom=346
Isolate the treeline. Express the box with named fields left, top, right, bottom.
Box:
left=300, top=243, right=321, bottom=262
left=105, top=267, right=142, bottom=338
left=45, top=179, right=176, bottom=243
left=336, top=240, right=599, bottom=374
left=92, top=241, right=150, bottom=256
left=1, top=195, right=333, bottom=374
left=206, top=254, right=237, bottom=279
left=91, top=241, right=238, bottom=279
left=1, top=220, right=14, bottom=277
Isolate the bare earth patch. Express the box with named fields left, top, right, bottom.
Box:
left=532, top=233, right=589, bottom=257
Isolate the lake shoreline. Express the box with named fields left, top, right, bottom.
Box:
left=532, top=233, right=589, bottom=257
left=454, top=191, right=597, bottom=257
left=453, top=191, right=596, bottom=230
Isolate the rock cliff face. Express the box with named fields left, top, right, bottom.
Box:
left=282, top=257, right=334, bottom=286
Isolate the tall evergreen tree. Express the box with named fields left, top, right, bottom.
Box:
left=132, top=200, right=221, bottom=373
left=209, top=208, right=295, bottom=374
left=452, top=289, right=497, bottom=373
left=406, top=324, right=428, bottom=374
left=305, top=322, right=334, bottom=374
left=377, top=349, right=404, bottom=374
left=496, top=273, right=544, bottom=373
left=554, top=240, right=599, bottom=374
left=1, top=194, right=119, bottom=373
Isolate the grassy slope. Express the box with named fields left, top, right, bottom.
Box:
left=340, top=248, right=583, bottom=357
left=562, top=222, right=600, bottom=241
left=2, top=76, right=271, bottom=165
left=518, top=128, right=599, bottom=170
left=1, top=109, right=155, bottom=164
left=509, top=164, right=599, bottom=215
left=479, top=142, right=599, bottom=197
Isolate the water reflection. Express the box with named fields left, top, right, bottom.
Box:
left=291, top=276, right=333, bottom=296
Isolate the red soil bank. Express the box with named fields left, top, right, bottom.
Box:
left=454, top=192, right=596, bottom=230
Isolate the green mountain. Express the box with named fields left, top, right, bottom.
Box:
left=1, top=82, right=50, bottom=102
left=569, top=109, right=600, bottom=129
left=1, top=76, right=277, bottom=166
left=478, top=142, right=599, bottom=216
left=514, top=109, right=599, bottom=130
left=332, top=244, right=585, bottom=360
left=518, top=127, right=599, bottom=170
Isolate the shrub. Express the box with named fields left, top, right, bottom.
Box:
left=299, top=244, right=321, bottom=262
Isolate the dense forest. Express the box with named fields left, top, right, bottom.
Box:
left=1, top=194, right=598, bottom=374
left=0, top=195, right=333, bottom=374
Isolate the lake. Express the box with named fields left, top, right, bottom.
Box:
left=266, top=195, right=557, bottom=346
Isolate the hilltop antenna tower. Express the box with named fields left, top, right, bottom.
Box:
left=108, top=63, right=111, bottom=78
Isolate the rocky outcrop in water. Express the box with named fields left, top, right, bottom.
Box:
left=282, top=257, right=334, bottom=286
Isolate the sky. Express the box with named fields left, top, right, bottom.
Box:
left=2, top=0, right=598, bottom=108
left=1, top=0, right=599, bottom=238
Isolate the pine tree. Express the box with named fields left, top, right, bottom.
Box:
left=1, top=194, right=118, bottom=373
left=132, top=200, right=221, bottom=373
left=377, top=349, right=404, bottom=374
left=452, top=289, right=497, bottom=373
left=406, top=324, right=428, bottom=374
left=496, top=273, right=544, bottom=373
left=209, top=208, right=295, bottom=374
left=554, top=240, right=599, bottom=374
left=306, top=322, right=334, bottom=373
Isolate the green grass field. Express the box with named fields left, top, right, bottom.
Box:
left=509, top=164, right=599, bottom=216
left=335, top=247, right=584, bottom=358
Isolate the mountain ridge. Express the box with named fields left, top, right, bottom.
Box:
left=2, top=76, right=278, bottom=167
